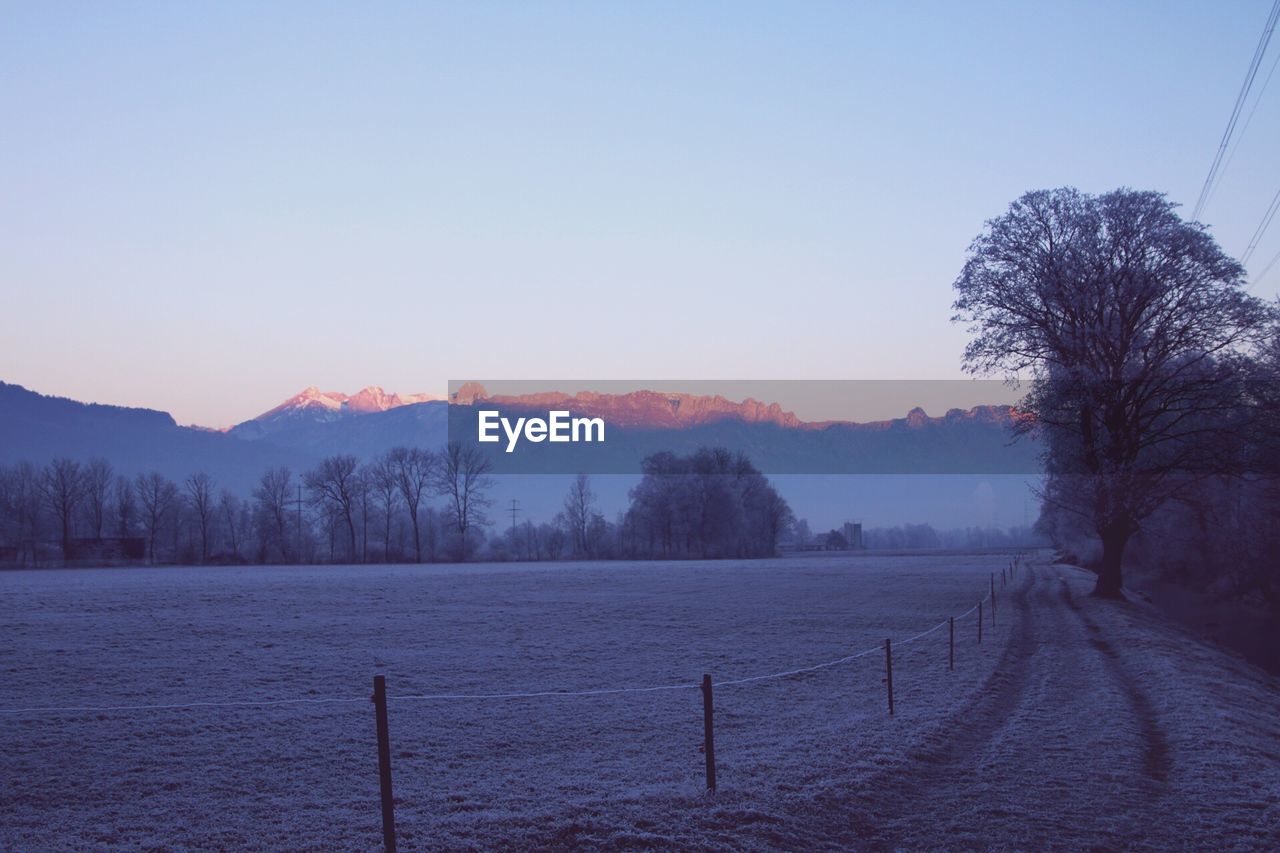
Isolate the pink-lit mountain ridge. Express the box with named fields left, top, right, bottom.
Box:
left=230, top=386, right=440, bottom=439
left=0, top=380, right=1041, bottom=492
left=246, top=382, right=1026, bottom=434
left=223, top=383, right=1037, bottom=475
left=264, top=385, right=438, bottom=418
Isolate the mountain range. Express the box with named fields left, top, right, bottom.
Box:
left=448, top=382, right=807, bottom=429
left=0, top=381, right=1040, bottom=493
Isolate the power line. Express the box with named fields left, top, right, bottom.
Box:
left=1252, top=243, right=1280, bottom=286
left=1191, top=0, right=1280, bottom=222
left=1203, top=46, right=1280, bottom=213
left=1240, top=187, right=1280, bottom=266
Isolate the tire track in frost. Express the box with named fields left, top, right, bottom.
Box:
left=1054, top=571, right=1171, bottom=787
left=841, top=563, right=1168, bottom=850
left=759, top=564, right=1038, bottom=850
left=844, top=562, right=1039, bottom=848
left=1049, top=571, right=1172, bottom=783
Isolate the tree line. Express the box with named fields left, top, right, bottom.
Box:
left=0, top=446, right=793, bottom=567
left=788, top=522, right=1043, bottom=552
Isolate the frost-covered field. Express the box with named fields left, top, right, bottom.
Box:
left=2, top=555, right=1008, bottom=848
left=2, top=554, right=1278, bottom=850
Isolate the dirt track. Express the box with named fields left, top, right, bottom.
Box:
left=834, top=562, right=1278, bottom=850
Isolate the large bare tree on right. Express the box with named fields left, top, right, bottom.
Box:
left=953, top=188, right=1274, bottom=598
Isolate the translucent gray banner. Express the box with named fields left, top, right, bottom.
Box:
left=444, top=380, right=1039, bottom=475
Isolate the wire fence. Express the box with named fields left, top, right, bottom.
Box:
left=1, top=556, right=1028, bottom=850
left=0, top=582, right=1001, bottom=714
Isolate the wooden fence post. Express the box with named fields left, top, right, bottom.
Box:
left=701, top=674, right=716, bottom=792
left=991, top=574, right=997, bottom=625
left=949, top=616, right=954, bottom=671
left=372, top=675, right=397, bottom=853
left=978, top=601, right=983, bottom=644
left=884, top=638, right=894, bottom=716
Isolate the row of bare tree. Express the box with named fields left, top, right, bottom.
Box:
left=1, top=446, right=797, bottom=567
left=0, top=443, right=495, bottom=566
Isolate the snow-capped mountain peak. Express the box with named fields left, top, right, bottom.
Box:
left=231, top=386, right=441, bottom=439
left=344, top=386, right=437, bottom=414
left=275, top=386, right=347, bottom=415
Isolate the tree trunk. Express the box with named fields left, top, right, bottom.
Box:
left=346, top=513, right=357, bottom=563
left=61, top=513, right=72, bottom=566
left=1093, top=523, right=1131, bottom=599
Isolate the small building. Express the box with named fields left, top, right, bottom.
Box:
left=842, top=521, right=864, bottom=550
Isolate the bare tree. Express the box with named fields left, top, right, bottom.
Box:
left=370, top=454, right=402, bottom=561
left=389, top=447, right=436, bottom=563
left=185, top=472, right=216, bottom=563
left=40, top=458, right=86, bottom=564
left=82, top=458, right=113, bottom=539
left=218, top=490, right=243, bottom=562
left=305, top=455, right=361, bottom=562
left=756, top=487, right=795, bottom=555
left=356, top=466, right=371, bottom=563
left=421, top=505, right=441, bottom=561
left=437, top=442, right=493, bottom=560
left=953, top=187, right=1275, bottom=597
left=113, top=475, right=137, bottom=539
left=562, top=473, right=595, bottom=556
left=253, top=467, right=294, bottom=562
left=624, top=448, right=787, bottom=559
left=0, top=465, right=25, bottom=562
left=0, top=462, right=43, bottom=565
left=0, top=466, right=13, bottom=550
left=135, top=471, right=178, bottom=564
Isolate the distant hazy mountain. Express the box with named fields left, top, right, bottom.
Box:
left=0, top=382, right=315, bottom=494
left=0, top=383, right=452, bottom=493
left=0, top=381, right=1040, bottom=498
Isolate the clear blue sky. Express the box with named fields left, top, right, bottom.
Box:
left=3, top=1, right=1278, bottom=426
